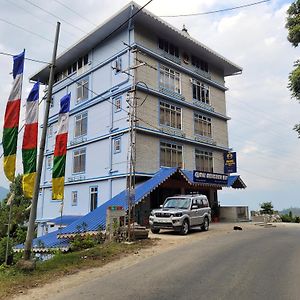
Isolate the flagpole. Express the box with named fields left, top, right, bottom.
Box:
left=5, top=193, right=14, bottom=265
left=24, top=22, right=61, bottom=261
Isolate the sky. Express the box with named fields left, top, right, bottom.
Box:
left=0, top=0, right=299, bottom=211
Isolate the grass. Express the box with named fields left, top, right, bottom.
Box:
left=0, top=239, right=155, bottom=299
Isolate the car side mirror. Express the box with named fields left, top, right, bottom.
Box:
left=191, top=205, right=198, bottom=210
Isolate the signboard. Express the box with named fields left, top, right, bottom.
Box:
left=224, top=151, right=237, bottom=174
left=193, top=171, right=228, bottom=185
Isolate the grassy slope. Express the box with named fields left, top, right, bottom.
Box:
left=0, top=239, right=155, bottom=299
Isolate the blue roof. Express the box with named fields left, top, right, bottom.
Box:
left=48, top=215, right=81, bottom=225
left=227, top=175, right=247, bottom=188
left=60, top=167, right=177, bottom=235
left=14, top=230, right=69, bottom=251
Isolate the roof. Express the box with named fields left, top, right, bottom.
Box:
left=14, top=230, right=70, bottom=252
left=31, top=1, right=242, bottom=83
left=47, top=215, right=81, bottom=225
left=59, top=167, right=177, bottom=235
left=227, top=175, right=247, bottom=189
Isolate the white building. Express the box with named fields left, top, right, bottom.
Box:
left=31, top=2, right=244, bottom=236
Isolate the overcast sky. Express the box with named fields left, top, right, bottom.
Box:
left=0, top=0, right=299, bottom=211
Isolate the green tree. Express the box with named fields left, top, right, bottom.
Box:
left=260, top=202, right=274, bottom=215
left=0, top=175, right=31, bottom=243
left=286, top=0, right=300, bottom=136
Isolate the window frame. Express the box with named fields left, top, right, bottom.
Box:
left=192, top=79, right=210, bottom=104
left=158, top=38, right=179, bottom=58
left=194, top=113, right=212, bottom=137
left=74, top=111, right=88, bottom=138
left=160, top=141, right=183, bottom=168
left=113, top=137, right=121, bottom=154
left=72, top=148, right=86, bottom=174
left=114, top=97, right=122, bottom=113
left=76, top=76, right=89, bottom=104
left=71, top=191, right=78, bottom=206
left=159, top=101, right=182, bottom=130
left=159, top=65, right=181, bottom=94
left=90, top=186, right=98, bottom=212
left=195, top=149, right=214, bottom=172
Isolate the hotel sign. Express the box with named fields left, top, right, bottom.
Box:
left=193, top=171, right=228, bottom=185
left=224, top=151, right=237, bottom=174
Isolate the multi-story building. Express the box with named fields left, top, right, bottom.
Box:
left=31, top=2, right=244, bottom=236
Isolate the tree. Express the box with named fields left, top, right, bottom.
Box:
left=260, top=202, right=274, bottom=215
left=286, top=1, right=300, bottom=136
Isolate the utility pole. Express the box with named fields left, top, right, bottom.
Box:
left=126, top=48, right=139, bottom=242
left=24, top=22, right=61, bottom=261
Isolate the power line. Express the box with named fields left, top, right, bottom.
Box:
left=0, top=51, right=50, bottom=65
left=159, top=0, right=270, bottom=17
left=23, top=0, right=88, bottom=34
left=4, top=0, right=81, bottom=41
left=53, top=0, right=97, bottom=27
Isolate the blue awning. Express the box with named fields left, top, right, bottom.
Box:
left=227, top=175, right=247, bottom=189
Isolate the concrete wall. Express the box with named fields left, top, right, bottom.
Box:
left=219, top=206, right=249, bottom=222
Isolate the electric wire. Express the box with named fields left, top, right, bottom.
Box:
left=159, top=0, right=271, bottom=17
left=23, top=0, right=88, bottom=35
left=0, top=51, right=50, bottom=65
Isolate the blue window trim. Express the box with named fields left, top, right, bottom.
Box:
left=73, top=110, right=88, bottom=139
left=76, top=75, right=90, bottom=105
left=159, top=138, right=184, bottom=168
left=158, top=99, right=183, bottom=131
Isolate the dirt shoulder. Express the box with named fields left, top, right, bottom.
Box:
left=12, top=222, right=267, bottom=300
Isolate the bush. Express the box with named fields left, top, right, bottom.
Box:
left=0, top=237, right=13, bottom=265
left=70, top=235, right=97, bottom=251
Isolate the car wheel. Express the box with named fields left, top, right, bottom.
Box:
left=180, top=219, right=189, bottom=235
left=201, top=217, right=209, bottom=231
left=151, top=228, right=160, bottom=234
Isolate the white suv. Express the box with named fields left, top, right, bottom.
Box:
left=149, top=194, right=211, bottom=235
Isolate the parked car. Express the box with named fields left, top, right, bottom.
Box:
left=149, top=194, right=211, bottom=235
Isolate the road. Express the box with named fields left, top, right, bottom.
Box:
left=30, top=225, right=300, bottom=300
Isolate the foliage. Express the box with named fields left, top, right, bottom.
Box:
left=0, top=237, right=13, bottom=264
left=260, top=202, right=274, bottom=215
left=286, top=1, right=300, bottom=135
left=280, top=210, right=300, bottom=223
left=70, top=235, right=97, bottom=251
left=286, top=0, right=300, bottom=47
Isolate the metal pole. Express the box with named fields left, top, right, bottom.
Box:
left=5, top=201, right=13, bottom=265
left=24, top=22, right=61, bottom=260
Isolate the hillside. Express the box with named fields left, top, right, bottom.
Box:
left=280, top=207, right=300, bottom=217
left=0, top=186, right=8, bottom=201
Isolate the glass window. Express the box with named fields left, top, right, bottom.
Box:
left=90, top=186, right=98, bottom=211
left=192, top=79, right=209, bottom=104
left=191, top=55, right=208, bottom=72
left=114, top=97, right=122, bottom=112
left=71, top=191, right=78, bottom=206
left=113, top=137, right=121, bottom=153
left=160, top=102, right=182, bottom=129
left=47, top=155, right=53, bottom=169
left=194, top=113, right=212, bottom=137
left=76, top=77, right=89, bottom=103
left=160, top=65, right=181, bottom=94
left=158, top=38, right=179, bottom=58
left=73, top=148, right=86, bottom=173
left=160, top=142, right=183, bottom=168
left=74, top=112, right=88, bottom=138
left=195, top=149, right=213, bottom=172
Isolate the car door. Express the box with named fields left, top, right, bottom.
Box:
left=190, top=199, right=199, bottom=226
left=198, top=198, right=206, bottom=225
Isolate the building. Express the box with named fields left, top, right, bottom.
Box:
left=31, top=2, right=245, bottom=237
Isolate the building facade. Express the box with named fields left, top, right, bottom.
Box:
left=31, top=2, right=242, bottom=236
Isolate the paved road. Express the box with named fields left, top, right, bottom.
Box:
left=51, top=226, right=300, bottom=300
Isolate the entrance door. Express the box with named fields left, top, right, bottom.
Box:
left=90, top=186, right=98, bottom=212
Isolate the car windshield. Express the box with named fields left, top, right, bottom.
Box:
left=163, top=198, right=191, bottom=209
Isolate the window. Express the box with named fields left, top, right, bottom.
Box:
left=76, top=77, right=89, bottom=103
left=192, top=79, right=209, bottom=104
left=158, top=38, right=179, bottom=58
left=160, top=142, right=183, bottom=168
left=194, top=113, right=212, bottom=137
left=191, top=55, right=208, bottom=72
left=46, top=155, right=53, bottom=169
left=74, top=112, right=88, bottom=138
left=195, top=149, right=213, bottom=172
left=114, top=97, right=122, bottom=112
left=73, top=148, right=86, bottom=173
left=48, top=125, right=53, bottom=137
left=90, top=186, right=98, bottom=212
left=160, top=65, right=181, bottom=94
left=114, top=57, right=122, bottom=74
left=160, top=102, right=182, bottom=129
left=71, top=191, right=78, bottom=206
left=113, top=137, right=121, bottom=153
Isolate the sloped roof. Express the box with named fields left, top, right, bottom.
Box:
left=47, top=215, right=81, bottom=226
left=227, top=175, right=247, bottom=189
left=31, top=1, right=241, bottom=83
